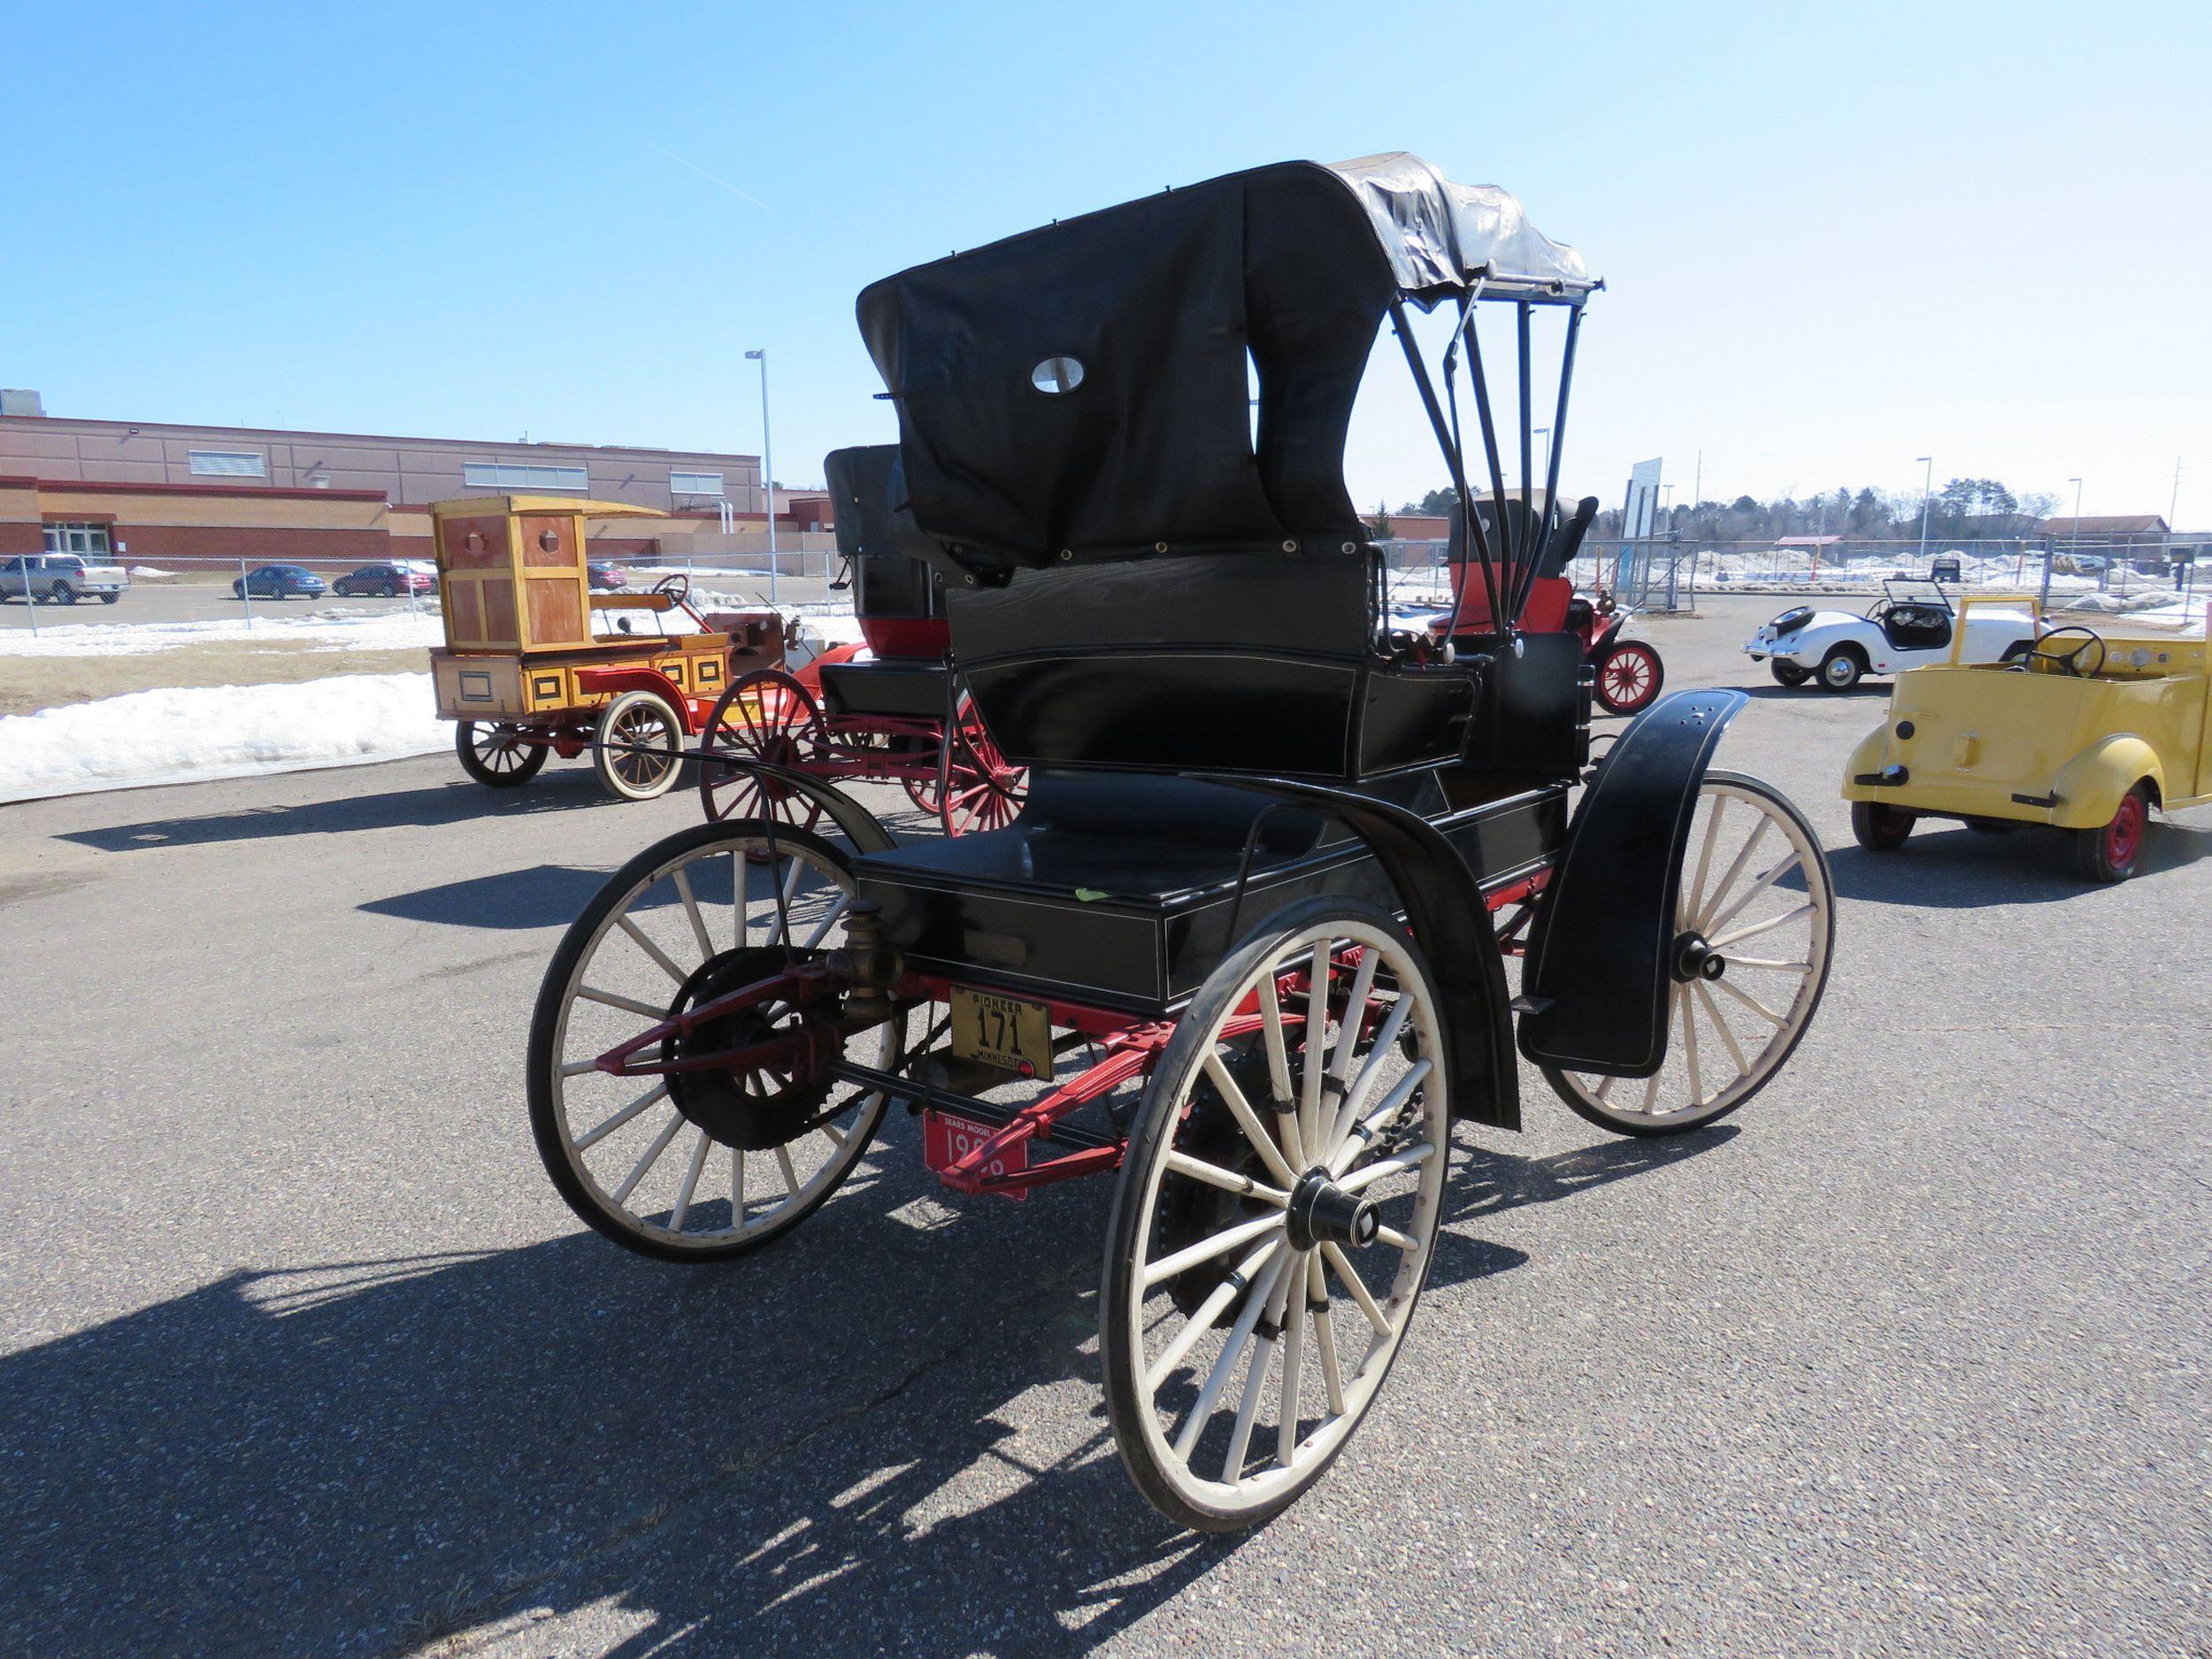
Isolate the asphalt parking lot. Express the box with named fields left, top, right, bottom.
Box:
left=2, top=595, right=2206, bottom=1659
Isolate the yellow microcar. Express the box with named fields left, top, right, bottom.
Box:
left=1841, top=596, right=2211, bottom=881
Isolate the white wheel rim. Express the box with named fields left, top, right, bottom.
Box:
left=542, top=833, right=894, bottom=1250
left=1118, top=917, right=1447, bottom=1517
left=1554, top=779, right=1830, bottom=1126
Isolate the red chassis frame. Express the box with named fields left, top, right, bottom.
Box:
left=586, top=870, right=1552, bottom=1202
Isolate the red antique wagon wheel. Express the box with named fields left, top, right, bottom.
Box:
left=697, top=670, right=828, bottom=833
left=928, top=695, right=1027, bottom=837
left=1594, top=640, right=1664, bottom=714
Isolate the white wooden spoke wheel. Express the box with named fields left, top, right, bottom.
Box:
left=1541, top=770, right=1833, bottom=1136
left=1101, top=900, right=1449, bottom=1531
left=592, top=689, right=686, bottom=803
left=527, top=820, right=900, bottom=1262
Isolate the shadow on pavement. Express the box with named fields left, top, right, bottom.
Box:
left=0, top=1118, right=1718, bottom=1658
left=361, top=864, right=627, bottom=931
left=1825, top=819, right=2212, bottom=908
left=56, top=773, right=613, bottom=854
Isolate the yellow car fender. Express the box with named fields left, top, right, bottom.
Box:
left=1839, top=722, right=1892, bottom=800
left=2050, top=734, right=2163, bottom=829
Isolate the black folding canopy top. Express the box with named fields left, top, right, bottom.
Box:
left=855, top=154, right=1595, bottom=581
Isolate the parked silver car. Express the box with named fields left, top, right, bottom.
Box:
left=3, top=553, right=130, bottom=605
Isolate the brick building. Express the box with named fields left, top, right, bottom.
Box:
left=0, top=395, right=827, bottom=567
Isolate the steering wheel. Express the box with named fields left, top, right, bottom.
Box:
left=2023, top=624, right=2106, bottom=678
left=650, top=572, right=691, bottom=605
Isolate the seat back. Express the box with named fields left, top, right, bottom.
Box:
left=952, top=551, right=1477, bottom=780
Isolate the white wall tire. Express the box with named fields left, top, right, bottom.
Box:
left=526, top=820, right=899, bottom=1262
left=593, top=689, right=685, bottom=802
left=1541, top=772, right=1833, bottom=1136
left=1100, top=899, right=1449, bottom=1532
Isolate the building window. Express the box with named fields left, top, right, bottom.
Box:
left=188, top=449, right=268, bottom=478
left=42, top=522, right=111, bottom=557
left=463, top=461, right=590, bottom=492
left=669, top=471, right=725, bottom=497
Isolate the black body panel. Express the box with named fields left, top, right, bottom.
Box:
left=856, top=772, right=1562, bottom=1058
left=1453, top=631, right=1591, bottom=779
left=951, top=555, right=1478, bottom=779
left=1187, top=772, right=1525, bottom=1132
left=814, top=658, right=950, bottom=719
left=1516, top=689, right=1746, bottom=1075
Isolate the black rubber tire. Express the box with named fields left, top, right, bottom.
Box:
left=1100, top=895, right=1451, bottom=1533
left=99, top=591, right=119, bottom=604
left=455, top=721, right=549, bottom=787
left=1817, top=646, right=1864, bottom=692
left=2070, top=783, right=2151, bottom=884
left=53, top=583, right=76, bottom=605
left=1770, top=661, right=1810, bottom=687
left=526, top=818, right=887, bottom=1263
left=1851, top=799, right=1914, bottom=851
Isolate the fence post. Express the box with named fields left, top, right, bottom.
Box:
left=14, top=556, right=35, bottom=636
left=238, top=556, right=255, bottom=629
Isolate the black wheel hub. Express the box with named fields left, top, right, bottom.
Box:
left=1671, top=929, right=1726, bottom=983
left=1286, top=1167, right=1379, bottom=1253
left=662, top=946, right=834, bottom=1149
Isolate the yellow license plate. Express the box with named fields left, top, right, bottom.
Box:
left=949, top=987, right=1054, bottom=1080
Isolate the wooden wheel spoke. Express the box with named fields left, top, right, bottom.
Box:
left=1199, top=1052, right=1299, bottom=1188
left=574, top=1082, right=668, bottom=1151
left=1693, top=979, right=1751, bottom=1082
left=1171, top=1254, right=1287, bottom=1461
left=1694, top=815, right=1770, bottom=930
left=1710, top=901, right=1814, bottom=952
left=611, top=1110, right=686, bottom=1205
left=1321, top=1242, right=1392, bottom=1337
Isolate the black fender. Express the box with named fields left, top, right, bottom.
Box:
left=1191, top=773, right=1519, bottom=1131
left=696, top=756, right=899, bottom=856
left=1517, top=688, right=1746, bottom=1076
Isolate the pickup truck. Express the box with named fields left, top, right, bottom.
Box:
left=3, top=553, right=130, bottom=605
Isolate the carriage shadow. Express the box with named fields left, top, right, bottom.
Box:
left=1424, top=1122, right=1740, bottom=1289
left=56, top=773, right=616, bottom=854
left=0, top=1115, right=1723, bottom=1658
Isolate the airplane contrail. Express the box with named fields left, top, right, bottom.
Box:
left=644, top=140, right=768, bottom=210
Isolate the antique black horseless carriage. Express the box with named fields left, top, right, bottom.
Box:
left=527, top=156, right=1836, bottom=1531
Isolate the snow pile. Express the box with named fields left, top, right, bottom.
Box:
left=0, top=609, right=444, bottom=658
left=0, top=672, right=446, bottom=803
left=127, top=565, right=178, bottom=579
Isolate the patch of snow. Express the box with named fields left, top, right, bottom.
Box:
left=0, top=672, right=447, bottom=804
left=127, top=565, right=178, bottom=579
left=0, top=609, right=444, bottom=658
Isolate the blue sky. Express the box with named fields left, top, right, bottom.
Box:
left=4, top=0, right=2207, bottom=522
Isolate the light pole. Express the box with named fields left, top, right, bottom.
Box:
left=1915, top=455, right=1932, bottom=566
left=745, top=349, right=777, bottom=605
left=2070, top=475, right=2086, bottom=590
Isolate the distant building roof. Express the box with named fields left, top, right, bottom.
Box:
left=2038, top=514, right=2170, bottom=536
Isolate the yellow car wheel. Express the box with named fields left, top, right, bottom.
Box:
left=1850, top=800, right=1914, bottom=852
left=2070, top=783, right=2150, bottom=884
